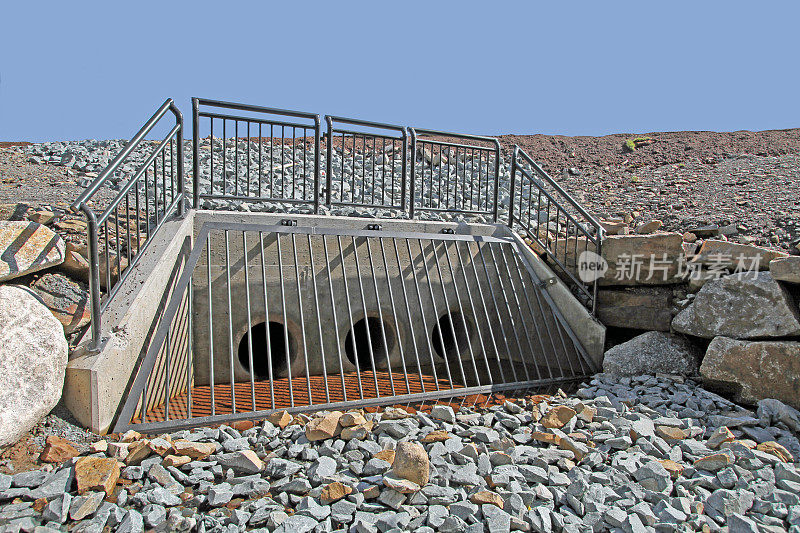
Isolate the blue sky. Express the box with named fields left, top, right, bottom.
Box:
left=1, top=1, right=798, bottom=141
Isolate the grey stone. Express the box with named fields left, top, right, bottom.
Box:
left=208, top=483, right=234, bottom=506
left=69, top=491, right=105, bottom=521
left=42, top=493, right=71, bottom=523
left=673, top=272, right=800, bottom=339
left=141, top=504, right=167, bottom=528
left=264, top=458, right=303, bottom=478
left=603, top=331, right=701, bottom=376
left=117, top=509, right=144, bottom=533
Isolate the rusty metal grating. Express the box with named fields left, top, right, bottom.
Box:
left=114, top=222, right=597, bottom=433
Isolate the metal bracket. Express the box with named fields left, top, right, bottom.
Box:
left=367, top=224, right=382, bottom=231
left=281, top=219, right=298, bottom=227
left=441, top=228, right=455, bottom=234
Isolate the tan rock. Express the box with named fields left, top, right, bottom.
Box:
left=120, top=430, right=141, bottom=443
left=28, top=210, right=55, bottom=225
left=700, top=337, right=800, bottom=410
left=655, top=426, right=688, bottom=441
left=0, top=221, right=66, bottom=281
left=340, top=424, right=371, bottom=441
left=381, top=407, right=412, bottom=420
left=171, top=440, right=216, bottom=460
left=392, top=442, right=429, bottom=487
left=541, top=406, right=576, bottom=429
left=419, top=430, right=451, bottom=443
left=74, top=456, right=120, bottom=495
left=162, top=455, right=191, bottom=467
left=706, top=427, right=735, bottom=449
left=339, top=412, right=367, bottom=427
left=635, top=219, right=663, bottom=234
left=769, top=256, right=800, bottom=284
left=756, top=441, right=793, bottom=462
left=530, top=431, right=562, bottom=446
left=89, top=441, right=108, bottom=453
left=107, top=442, right=130, bottom=460
left=268, top=410, right=293, bottom=429
left=124, top=441, right=152, bottom=465
left=683, top=232, right=697, bottom=243
left=59, top=243, right=90, bottom=279
left=374, top=449, right=396, bottom=464
left=658, top=459, right=684, bottom=479
left=690, top=240, right=787, bottom=271
left=693, top=453, right=733, bottom=472
left=39, top=436, right=79, bottom=463
left=601, top=220, right=629, bottom=236
left=147, top=438, right=172, bottom=456
left=576, top=405, right=595, bottom=423
left=320, top=481, right=353, bottom=504
left=305, top=411, right=343, bottom=441
left=470, top=490, right=504, bottom=509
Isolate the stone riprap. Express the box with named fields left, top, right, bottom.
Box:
left=0, top=374, right=798, bottom=532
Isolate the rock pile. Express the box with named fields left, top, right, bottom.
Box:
left=0, top=376, right=797, bottom=532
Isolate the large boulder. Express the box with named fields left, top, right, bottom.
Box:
left=689, top=240, right=787, bottom=271
left=769, top=256, right=800, bottom=284
left=599, top=233, right=685, bottom=286
left=701, top=337, right=800, bottom=410
left=30, top=273, right=91, bottom=334
left=0, top=221, right=66, bottom=281
left=672, top=272, right=800, bottom=339
left=597, top=287, right=673, bottom=331
left=0, top=285, right=69, bottom=446
left=602, top=331, right=701, bottom=377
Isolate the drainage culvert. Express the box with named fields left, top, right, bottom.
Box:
left=114, top=220, right=597, bottom=432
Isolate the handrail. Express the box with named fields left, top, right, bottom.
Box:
left=72, top=98, right=185, bottom=351
left=194, top=97, right=319, bottom=121
left=509, top=145, right=604, bottom=313
left=192, top=97, right=321, bottom=213
left=514, top=146, right=604, bottom=232
left=71, top=99, right=183, bottom=212
left=326, top=115, right=407, bottom=134
left=408, top=127, right=501, bottom=222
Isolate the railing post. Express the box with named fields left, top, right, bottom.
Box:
left=325, top=116, right=333, bottom=207
left=314, top=115, right=321, bottom=214
left=81, top=205, right=102, bottom=352
left=492, top=139, right=501, bottom=223
left=174, top=104, right=185, bottom=217
left=508, top=145, right=518, bottom=229
left=192, top=98, right=200, bottom=210
left=408, top=128, right=416, bottom=219
left=400, top=129, right=408, bottom=214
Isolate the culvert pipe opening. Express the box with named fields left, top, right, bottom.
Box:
left=345, top=316, right=395, bottom=370
left=432, top=311, right=473, bottom=359
left=237, top=321, right=294, bottom=379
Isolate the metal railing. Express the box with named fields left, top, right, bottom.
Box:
left=324, top=116, right=408, bottom=211
left=409, top=128, right=501, bottom=221
left=75, top=98, right=604, bottom=355
left=71, top=98, right=184, bottom=351
left=113, top=221, right=596, bottom=433
left=192, top=98, right=321, bottom=212
left=509, top=146, right=604, bottom=312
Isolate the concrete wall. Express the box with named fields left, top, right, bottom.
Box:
left=63, top=212, right=195, bottom=434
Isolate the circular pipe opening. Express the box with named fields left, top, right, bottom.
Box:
left=431, top=311, right=473, bottom=359
left=238, top=321, right=294, bottom=379
left=345, top=316, right=395, bottom=370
